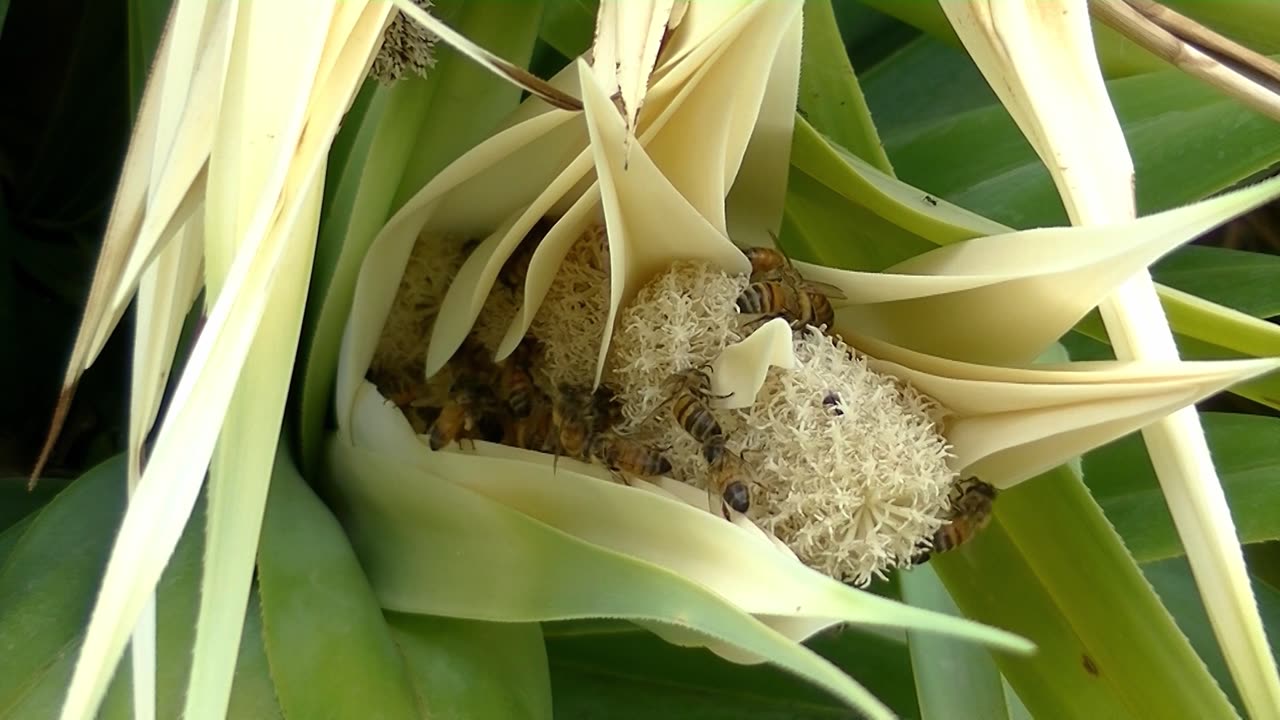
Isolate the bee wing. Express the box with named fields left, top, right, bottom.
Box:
left=800, top=280, right=847, bottom=301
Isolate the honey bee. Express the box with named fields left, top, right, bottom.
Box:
left=912, top=477, right=998, bottom=563
left=706, top=449, right=755, bottom=519
left=589, top=432, right=672, bottom=484
left=591, top=385, right=624, bottom=434
left=509, top=398, right=558, bottom=453
left=429, top=378, right=503, bottom=451
left=552, top=384, right=598, bottom=461
left=498, top=343, right=539, bottom=418
left=499, top=218, right=555, bottom=289
left=737, top=245, right=845, bottom=331
left=654, top=367, right=732, bottom=464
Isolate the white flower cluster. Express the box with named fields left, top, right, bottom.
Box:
left=372, top=224, right=958, bottom=584
left=605, top=261, right=955, bottom=583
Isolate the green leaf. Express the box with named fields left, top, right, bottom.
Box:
left=125, top=0, right=173, bottom=112
left=853, top=0, right=1169, bottom=77
left=544, top=620, right=919, bottom=719
left=539, top=0, right=595, bottom=61
left=297, top=0, right=544, bottom=475
left=1159, top=0, right=1280, bottom=56
left=899, top=565, right=1014, bottom=720
left=323, top=437, right=1027, bottom=720
left=859, top=35, right=995, bottom=140
left=879, top=55, right=1280, bottom=229
left=0, top=457, right=281, bottom=718
left=257, top=447, right=421, bottom=719
left=0, top=457, right=126, bottom=715
left=0, top=476, right=73, bottom=534
left=386, top=613, right=553, bottom=720
left=931, top=467, right=1238, bottom=720
left=1143, top=555, right=1280, bottom=717
left=799, top=0, right=893, bottom=175
left=1084, top=413, right=1280, bottom=563
left=1153, top=246, right=1280, bottom=320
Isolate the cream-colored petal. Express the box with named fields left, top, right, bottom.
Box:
left=336, top=108, right=581, bottom=431
left=345, top=383, right=1031, bottom=659
left=814, top=176, right=1280, bottom=366
left=641, top=1, right=800, bottom=235
left=592, top=0, right=675, bottom=134
left=848, top=332, right=1280, bottom=488
left=710, top=318, right=795, bottom=409
left=581, top=58, right=750, bottom=382
left=725, top=7, right=802, bottom=250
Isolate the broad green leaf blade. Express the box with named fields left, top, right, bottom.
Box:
left=879, top=56, right=1280, bottom=229
left=899, top=565, right=1013, bottom=720
left=1085, top=413, right=1280, bottom=563
left=257, top=446, right=421, bottom=719
left=798, top=0, right=892, bottom=174
left=1153, top=246, right=1280, bottom=320
left=932, top=467, right=1238, bottom=720
left=324, top=436, right=1024, bottom=720
left=1145, top=556, right=1280, bottom=717
left=539, top=0, right=595, bottom=59
left=544, top=621, right=919, bottom=718
left=855, top=0, right=1168, bottom=78
left=0, top=458, right=280, bottom=719
left=0, top=456, right=126, bottom=714
left=387, top=614, right=553, bottom=720
left=298, top=0, right=543, bottom=474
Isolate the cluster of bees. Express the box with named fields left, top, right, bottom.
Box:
left=402, top=230, right=996, bottom=559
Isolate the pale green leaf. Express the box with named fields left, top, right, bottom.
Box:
left=899, top=565, right=1014, bottom=720
left=932, top=467, right=1238, bottom=719
left=257, top=446, right=421, bottom=718
left=387, top=614, right=553, bottom=720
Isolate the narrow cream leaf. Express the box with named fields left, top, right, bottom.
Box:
left=388, top=0, right=583, bottom=111
left=640, top=2, right=799, bottom=235
left=806, top=175, right=1280, bottom=366
left=90, top=2, right=235, bottom=358
left=60, top=3, right=387, bottom=716
left=186, top=171, right=324, bottom=720
left=186, top=6, right=388, bottom=718
left=31, top=13, right=171, bottom=480
left=941, top=0, right=1134, bottom=224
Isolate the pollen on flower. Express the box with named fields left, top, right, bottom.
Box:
left=372, top=224, right=958, bottom=583
left=529, top=224, right=611, bottom=389
left=368, top=230, right=470, bottom=410
left=369, top=0, right=437, bottom=85
left=739, top=328, right=954, bottom=584
left=605, top=263, right=954, bottom=583
left=606, top=260, right=748, bottom=425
